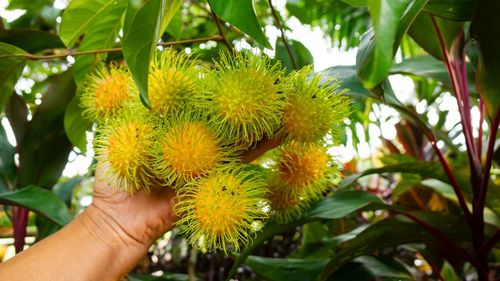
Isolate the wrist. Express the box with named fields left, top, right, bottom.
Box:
left=78, top=205, right=149, bottom=276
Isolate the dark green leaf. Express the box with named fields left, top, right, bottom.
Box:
left=0, top=126, right=16, bottom=192
left=321, top=65, right=372, bottom=99
left=275, top=38, right=314, bottom=72
left=0, top=42, right=27, bottom=113
left=72, top=0, right=127, bottom=85
left=59, top=0, right=123, bottom=47
left=341, top=0, right=367, bottom=6
left=122, top=0, right=167, bottom=108
left=319, top=212, right=471, bottom=280
left=441, top=261, right=460, bottom=281
left=53, top=177, right=83, bottom=207
left=0, top=29, right=64, bottom=54
left=329, top=256, right=412, bottom=281
left=424, top=0, right=476, bottom=21
left=208, top=0, right=271, bottom=48
left=408, top=12, right=464, bottom=60
left=18, top=71, right=75, bottom=189
left=64, top=95, right=92, bottom=153
left=356, top=0, right=427, bottom=89
left=5, top=92, right=28, bottom=143
left=35, top=216, right=62, bottom=241
left=226, top=191, right=391, bottom=279
left=0, top=186, right=72, bottom=226
left=470, top=0, right=500, bottom=120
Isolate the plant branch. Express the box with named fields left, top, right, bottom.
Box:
left=20, top=35, right=224, bottom=61
left=267, top=0, right=298, bottom=69
left=478, top=228, right=500, bottom=257
left=210, top=9, right=234, bottom=53
left=241, top=136, right=283, bottom=163
left=478, top=109, right=500, bottom=213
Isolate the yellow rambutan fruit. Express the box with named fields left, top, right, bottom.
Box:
left=176, top=169, right=268, bottom=253
left=148, top=48, right=201, bottom=116
left=80, top=63, right=133, bottom=121
left=95, top=108, right=157, bottom=192
left=281, top=66, right=349, bottom=143
left=204, top=52, right=286, bottom=145
left=277, top=142, right=331, bottom=200
left=151, top=111, right=236, bottom=187
left=266, top=176, right=310, bottom=223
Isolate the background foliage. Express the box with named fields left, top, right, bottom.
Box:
left=0, top=0, right=499, bottom=280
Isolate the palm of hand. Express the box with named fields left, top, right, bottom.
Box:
left=91, top=169, right=177, bottom=247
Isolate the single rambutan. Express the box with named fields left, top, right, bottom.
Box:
left=280, top=66, right=349, bottom=143
left=266, top=176, right=310, bottom=223
left=95, top=108, right=157, bottom=192
left=148, top=48, right=201, bottom=116
left=277, top=142, right=332, bottom=200
left=151, top=111, right=236, bottom=187
left=203, top=52, right=286, bottom=145
left=80, top=63, right=134, bottom=121
left=176, top=169, right=268, bottom=253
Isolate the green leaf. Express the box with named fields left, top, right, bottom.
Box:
left=0, top=186, right=72, bottom=226
left=122, top=0, right=168, bottom=108
left=72, top=0, right=127, bottom=85
left=53, top=177, right=83, bottom=207
left=226, top=191, right=391, bottom=279
left=0, top=42, right=27, bottom=113
left=59, top=0, right=123, bottom=47
left=424, top=0, right=476, bottom=21
left=18, top=71, right=75, bottom=189
left=0, top=29, right=64, bottom=54
left=318, top=212, right=471, bottom=280
left=245, top=256, right=327, bottom=281
left=356, top=0, right=427, bottom=89
left=5, top=92, right=28, bottom=143
left=408, top=12, right=464, bottom=60
left=470, top=0, right=500, bottom=120
left=275, top=38, right=314, bottom=72
left=64, top=96, right=92, bottom=153
left=208, top=0, right=271, bottom=48
left=341, top=0, right=368, bottom=6
left=159, top=0, right=183, bottom=36
left=0, top=126, right=16, bottom=192
left=328, top=256, right=412, bottom=281
left=441, top=261, right=460, bottom=281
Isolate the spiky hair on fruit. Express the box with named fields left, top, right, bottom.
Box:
left=148, top=48, right=201, bottom=116
left=95, top=107, right=158, bottom=193
left=266, top=175, right=311, bottom=223
left=276, top=142, right=333, bottom=201
left=176, top=168, right=268, bottom=253
left=280, top=66, right=349, bottom=143
left=80, top=63, right=134, bottom=121
left=203, top=51, right=287, bottom=146
left=151, top=110, right=238, bottom=188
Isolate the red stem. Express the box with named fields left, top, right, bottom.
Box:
left=12, top=207, right=29, bottom=253
left=478, top=109, right=500, bottom=213
left=477, top=99, right=484, bottom=160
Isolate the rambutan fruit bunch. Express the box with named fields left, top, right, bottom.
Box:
left=80, top=46, right=349, bottom=253
left=202, top=52, right=287, bottom=146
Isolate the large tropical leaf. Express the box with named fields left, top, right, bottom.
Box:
left=208, top=0, right=270, bottom=48
left=0, top=29, right=64, bottom=54
left=0, top=43, right=27, bottom=113
left=0, top=186, right=72, bottom=226
left=122, top=0, right=167, bottom=107
left=470, top=0, right=500, bottom=120
left=356, top=0, right=427, bottom=89
left=59, top=0, right=122, bottom=47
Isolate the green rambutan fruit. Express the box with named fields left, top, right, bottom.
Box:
left=148, top=48, right=201, bottom=116
left=280, top=66, right=349, bottom=143
left=80, top=63, right=134, bottom=121
left=95, top=107, right=158, bottom=192
left=176, top=168, right=268, bottom=253
left=276, top=142, right=332, bottom=200
left=151, top=111, right=237, bottom=187
left=266, top=176, right=311, bottom=223
left=203, top=52, right=286, bottom=145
